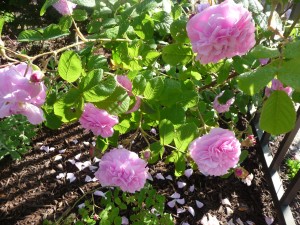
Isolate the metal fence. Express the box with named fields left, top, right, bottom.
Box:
left=251, top=107, right=300, bottom=225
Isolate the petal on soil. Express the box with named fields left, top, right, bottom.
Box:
left=177, top=181, right=187, bottom=188
left=165, top=175, right=173, bottom=180
left=189, top=185, right=195, bottom=192
left=167, top=200, right=176, bottom=208
left=265, top=216, right=274, bottom=225
left=176, top=198, right=185, bottom=205
left=184, top=168, right=193, bottom=178
left=188, top=206, right=195, bottom=217
left=155, top=173, right=165, bottom=180
left=170, top=192, right=180, bottom=199
left=196, top=200, right=204, bottom=208
left=221, top=198, right=231, bottom=206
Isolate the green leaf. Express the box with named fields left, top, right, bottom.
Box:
left=153, top=11, right=173, bottom=36
left=53, top=89, right=84, bottom=123
left=237, top=66, right=277, bottom=95
left=40, top=0, right=58, bottom=16
left=148, top=142, right=165, bottom=164
left=249, top=44, right=280, bottom=59
left=159, top=119, right=174, bottom=145
left=114, top=119, right=131, bottom=134
left=283, top=40, right=300, bottom=59
left=72, top=9, right=88, bottom=21
left=95, top=86, right=130, bottom=115
left=159, top=78, right=182, bottom=106
left=170, top=19, right=189, bottom=43
left=162, top=44, right=193, bottom=66
left=144, top=77, right=164, bottom=100
left=69, top=0, right=95, bottom=7
left=18, top=30, right=43, bottom=42
left=132, top=75, right=147, bottom=95
left=79, top=69, right=103, bottom=91
left=161, top=105, right=186, bottom=125
left=43, top=24, right=70, bottom=40
left=260, top=91, right=296, bottom=135
left=58, top=50, right=82, bottom=82
left=82, top=74, right=116, bottom=102
left=238, top=150, right=249, bottom=164
left=278, top=58, right=300, bottom=91
left=136, top=0, right=158, bottom=14
left=0, top=17, right=5, bottom=35
left=174, top=123, right=198, bottom=151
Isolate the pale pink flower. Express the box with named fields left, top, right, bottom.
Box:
left=265, top=79, right=292, bottom=97
left=52, top=0, right=76, bottom=15
left=0, top=63, right=46, bottom=124
left=94, top=148, right=148, bottom=193
left=116, top=75, right=141, bottom=113
left=213, top=91, right=235, bottom=113
left=79, top=103, right=118, bottom=138
left=189, top=128, right=241, bottom=176
left=186, top=0, right=255, bottom=64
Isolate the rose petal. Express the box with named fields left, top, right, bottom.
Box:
left=167, top=199, right=176, bottom=208
left=66, top=173, right=76, bottom=183
left=94, top=190, right=106, bottom=198
left=83, top=141, right=90, bottom=146
left=59, top=149, right=66, bottom=154
left=177, top=181, right=187, bottom=188
left=68, top=159, right=76, bottom=165
left=89, top=165, right=98, bottom=172
left=147, top=173, right=154, bottom=181
left=165, top=175, right=173, bottom=180
left=155, top=173, right=165, bottom=180
left=221, top=198, right=231, bottom=206
left=189, top=185, right=195, bottom=192
left=188, top=206, right=195, bottom=217
left=265, top=216, right=274, bottom=225
left=196, top=200, right=204, bottom=208
left=176, top=198, right=185, bottom=205
left=56, top=172, right=66, bottom=179
left=78, top=203, right=85, bottom=209
left=170, top=192, right=180, bottom=199
left=121, top=216, right=129, bottom=225
left=54, top=155, right=62, bottom=161
left=177, top=208, right=186, bottom=214
left=236, top=218, right=244, bottom=225
left=72, top=139, right=78, bottom=144
left=85, top=175, right=92, bottom=183
left=184, top=168, right=193, bottom=178
left=74, top=153, right=81, bottom=160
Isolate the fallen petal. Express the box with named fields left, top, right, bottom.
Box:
left=170, top=192, right=180, bottom=199
left=94, top=190, right=106, bottom=198
left=59, top=149, right=66, bottom=154
left=72, top=139, right=78, bottom=144
left=246, top=221, right=255, bottom=225
left=265, top=216, right=274, bottom=225
left=121, top=216, right=129, bottom=225
left=177, top=208, right=186, bottom=214
left=227, top=218, right=235, bottom=225
left=167, top=199, right=176, bottom=208
left=196, top=200, right=204, bottom=208
left=221, top=198, right=231, bottom=206
left=56, top=173, right=66, bottom=179
left=189, top=185, right=195, bottom=192
left=236, top=218, right=244, bottom=225
left=165, top=175, right=173, bottom=180
left=78, top=203, right=85, bottom=209
left=85, top=175, right=92, bottom=182
left=155, top=173, right=165, bottom=180
left=89, top=165, right=98, bottom=172
left=182, top=223, right=190, bottom=225
left=93, top=157, right=100, bottom=163
left=54, top=155, right=62, bottom=161
left=177, top=181, right=187, bottom=188
left=184, top=168, right=193, bottom=178
left=176, top=198, right=185, bottom=205
left=188, top=206, right=195, bottom=217
left=74, top=153, right=81, bottom=160
left=83, top=141, right=90, bottom=146
left=226, top=207, right=233, bottom=215
left=66, top=173, right=76, bottom=183
left=68, top=159, right=76, bottom=165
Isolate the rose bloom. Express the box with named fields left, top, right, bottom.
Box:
left=265, top=79, right=292, bottom=97
left=0, top=63, right=46, bottom=124
left=95, top=148, right=148, bottom=193
left=79, top=103, right=118, bottom=138
left=52, top=0, right=77, bottom=15
left=116, top=75, right=141, bottom=113
left=189, top=128, right=241, bottom=176
left=186, top=0, right=256, bottom=64
left=213, top=91, right=234, bottom=113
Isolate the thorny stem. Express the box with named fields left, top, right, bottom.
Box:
left=197, top=108, right=208, bottom=133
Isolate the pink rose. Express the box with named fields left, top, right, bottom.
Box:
left=186, top=0, right=256, bottom=64
left=265, top=79, right=292, bottom=97
left=213, top=91, right=234, bottom=113
left=197, top=3, right=210, bottom=13
left=189, top=128, right=241, bottom=176
left=116, top=75, right=141, bottom=113
left=95, top=148, right=148, bottom=193
left=0, top=63, right=46, bottom=124
left=79, top=103, right=118, bottom=138
left=52, top=0, right=77, bottom=15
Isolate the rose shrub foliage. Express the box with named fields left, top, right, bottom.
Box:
left=1, top=0, right=299, bottom=197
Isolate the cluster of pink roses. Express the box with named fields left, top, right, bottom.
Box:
left=0, top=63, right=46, bottom=124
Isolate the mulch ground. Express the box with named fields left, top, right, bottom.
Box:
left=0, top=122, right=277, bottom=225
